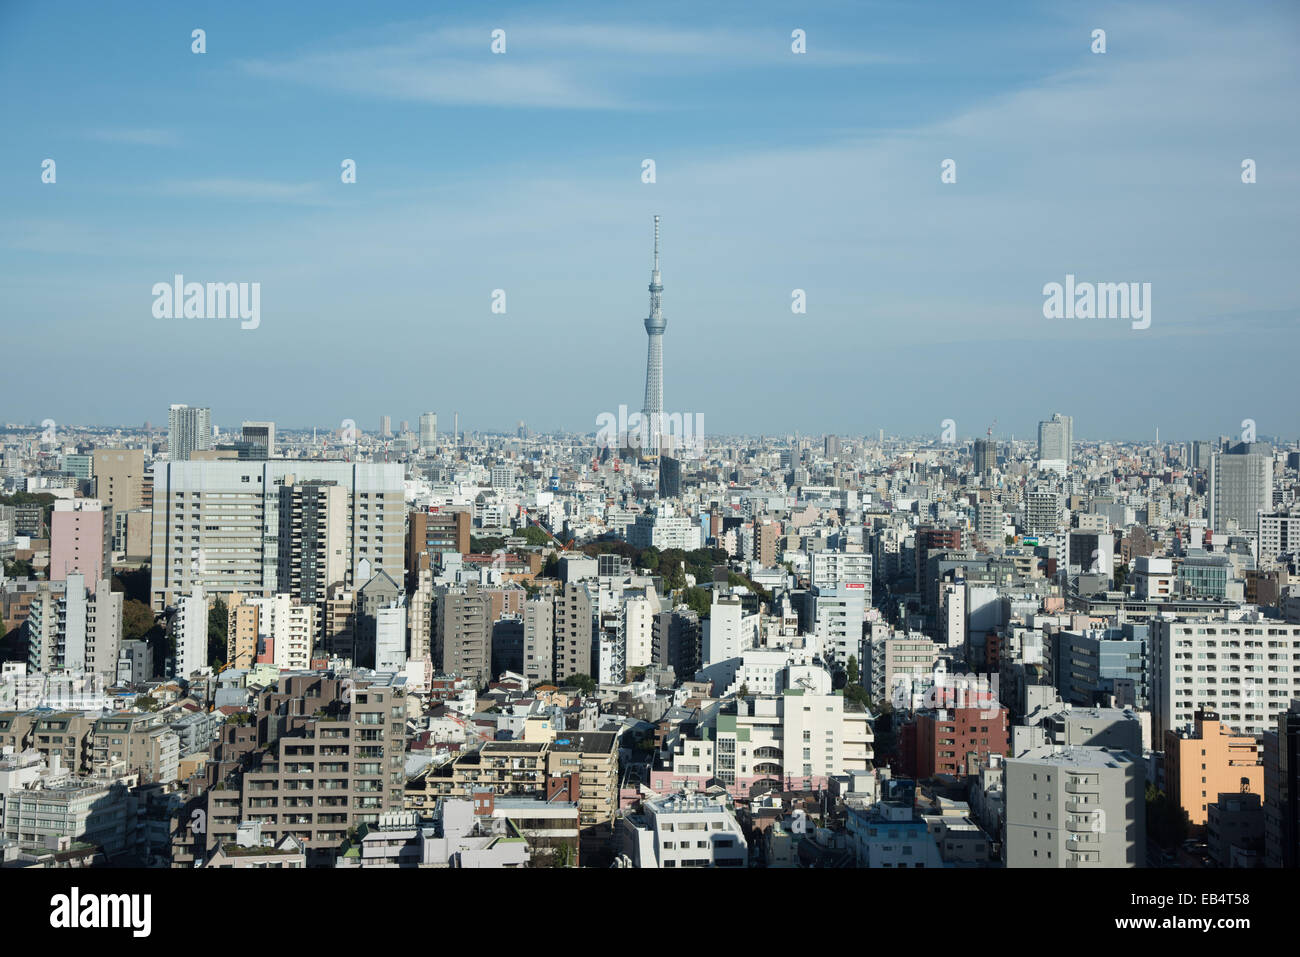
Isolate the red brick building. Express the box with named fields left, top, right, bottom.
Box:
left=900, top=706, right=1010, bottom=779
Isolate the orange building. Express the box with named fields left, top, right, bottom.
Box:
left=1164, top=710, right=1262, bottom=828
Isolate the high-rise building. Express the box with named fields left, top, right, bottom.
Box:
left=1209, top=444, right=1272, bottom=535
left=658, top=455, right=681, bottom=498
left=1025, top=489, right=1063, bottom=537
left=555, top=582, right=596, bottom=681
left=49, top=499, right=112, bottom=593
left=168, top=404, right=212, bottom=461
left=148, top=461, right=405, bottom=611
left=1037, top=413, right=1072, bottom=466
left=419, top=412, right=438, bottom=450
left=653, top=607, right=701, bottom=684
left=973, top=437, right=995, bottom=475
left=1151, top=615, right=1300, bottom=740
left=172, top=585, right=209, bottom=679
left=92, top=449, right=145, bottom=513
left=641, top=215, right=666, bottom=456
left=379, top=415, right=392, bottom=438
left=523, top=595, right=555, bottom=685
left=240, top=421, right=275, bottom=459
left=26, top=574, right=122, bottom=678
left=434, top=585, right=492, bottom=687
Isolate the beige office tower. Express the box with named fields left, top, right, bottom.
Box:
left=754, top=518, right=780, bottom=568
left=93, top=449, right=146, bottom=512
left=226, top=593, right=260, bottom=669
left=554, top=582, right=595, bottom=681
left=407, top=557, right=435, bottom=663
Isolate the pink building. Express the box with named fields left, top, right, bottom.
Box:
left=49, top=499, right=112, bottom=594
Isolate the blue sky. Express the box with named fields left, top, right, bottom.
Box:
left=1, top=0, right=1297, bottom=443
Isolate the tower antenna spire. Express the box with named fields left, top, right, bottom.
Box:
left=653, top=214, right=660, bottom=270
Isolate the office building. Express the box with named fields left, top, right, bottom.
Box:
left=419, top=412, right=438, bottom=450
left=91, top=449, right=143, bottom=514
left=1037, top=413, right=1073, bottom=466
left=1209, top=445, right=1272, bottom=536
left=240, top=421, right=275, bottom=459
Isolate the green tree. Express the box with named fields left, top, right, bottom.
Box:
left=122, top=600, right=156, bottom=642
left=3, top=558, right=35, bottom=578
left=1114, top=563, right=1129, bottom=589
left=208, top=598, right=228, bottom=669
left=846, top=654, right=860, bottom=687
left=562, top=673, right=597, bottom=695
left=515, top=526, right=551, bottom=547
left=134, top=695, right=158, bottom=712
left=737, top=683, right=750, bottom=698
left=681, top=586, right=711, bottom=619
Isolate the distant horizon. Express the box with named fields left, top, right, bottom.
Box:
left=3, top=417, right=1295, bottom=449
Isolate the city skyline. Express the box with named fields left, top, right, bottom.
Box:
left=2, top=1, right=1298, bottom=437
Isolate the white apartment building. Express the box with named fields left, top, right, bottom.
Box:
left=620, top=792, right=748, bottom=868
left=1151, top=613, right=1300, bottom=739
left=702, top=594, right=760, bottom=667
left=654, top=664, right=873, bottom=796
left=810, top=549, right=873, bottom=592
left=623, top=590, right=658, bottom=670
left=625, top=504, right=701, bottom=551
left=375, top=600, right=408, bottom=671
left=247, top=594, right=318, bottom=671
left=811, top=585, right=868, bottom=669
left=172, top=585, right=209, bottom=679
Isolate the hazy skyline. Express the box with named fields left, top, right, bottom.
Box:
left=2, top=0, right=1298, bottom=441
